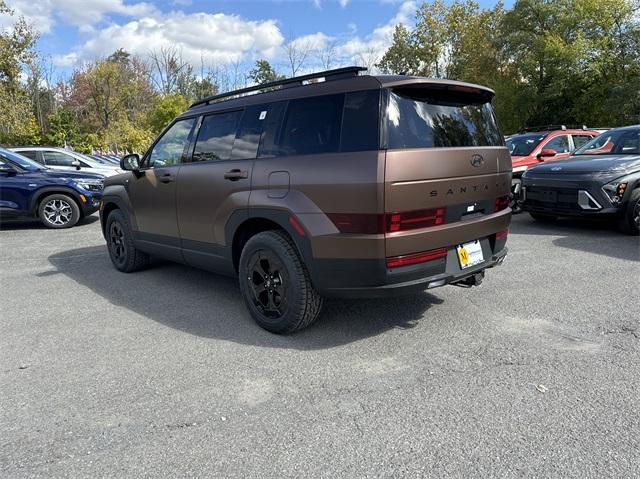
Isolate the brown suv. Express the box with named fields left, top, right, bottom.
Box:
left=100, top=67, right=512, bottom=333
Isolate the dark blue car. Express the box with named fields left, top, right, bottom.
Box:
left=0, top=147, right=104, bottom=228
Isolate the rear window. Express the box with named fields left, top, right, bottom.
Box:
left=385, top=87, right=503, bottom=149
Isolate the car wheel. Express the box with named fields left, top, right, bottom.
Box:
left=105, top=209, right=150, bottom=272
left=529, top=213, right=557, bottom=222
left=618, top=189, right=640, bottom=235
left=38, top=194, right=80, bottom=229
left=238, top=230, right=323, bottom=334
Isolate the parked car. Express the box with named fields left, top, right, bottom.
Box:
left=0, top=147, right=104, bottom=228
left=100, top=66, right=512, bottom=333
left=10, top=146, right=122, bottom=177
left=521, top=125, right=640, bottom=235
left=505, top=126, right=600, bottom=212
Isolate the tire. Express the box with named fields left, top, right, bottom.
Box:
left=617, top=189, right=640, bottom=235
left=105, top=209, right=150, bottom=272
left=238, top=230, right=323, bottom=334
left=38, top=194, right=80, bottom=229
left=530, top=213, right=557, bottom=222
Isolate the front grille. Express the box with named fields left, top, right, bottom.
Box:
left=525, top=186, right=579, bottom=211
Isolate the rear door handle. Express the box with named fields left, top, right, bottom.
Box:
left=158, top=173, right=175, bottom=183
left=224, top=169, right=248, bottom=181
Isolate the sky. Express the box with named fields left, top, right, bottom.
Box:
left=1, top=0, right=511, bottom=78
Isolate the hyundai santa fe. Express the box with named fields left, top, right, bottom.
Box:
left=100, top=67, right=512, bottom=333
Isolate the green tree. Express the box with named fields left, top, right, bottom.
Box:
left=378, top=24, right=420, bottom=74
left=248, top=60, right=284, bottom=84
left=146, top=94, right=190, bottom=134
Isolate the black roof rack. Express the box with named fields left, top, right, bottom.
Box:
left=189, top=66, right=367, bottom=109
left=518, top=124, right=589, bottom=133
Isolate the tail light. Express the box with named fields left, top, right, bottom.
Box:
left=328, top=208, right=447, bottom=234
left=495, top=228, right=508, bottom=240
left=495, top=195, right=509, bottom=212
left=386, top=247, right=447, bottom=268
left=386, top=208, right=445, bottom=232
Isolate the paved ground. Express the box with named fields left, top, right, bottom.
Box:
left=1, top=213, right=638, bottom=478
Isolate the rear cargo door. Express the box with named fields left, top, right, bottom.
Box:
left=383, top=86, right=511, bottom=256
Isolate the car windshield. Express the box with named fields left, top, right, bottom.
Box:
left=0, top=148, right=46, bottom=171
left=574, top=128, right=640, bottom=156
left=505, top=134, right=546, bottom=156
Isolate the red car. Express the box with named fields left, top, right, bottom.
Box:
left=506, top=126, right=601, bottom=177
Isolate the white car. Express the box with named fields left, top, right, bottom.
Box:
left=10, top=147, right=123, bottom=177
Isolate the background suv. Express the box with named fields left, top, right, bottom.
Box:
left=0, top=148, right=103, bottom=228
left=521, top=126, right=640, bottom=235
left=10, top=146, right=122, bottom=177
left=100, top=67, right=512, bottom=333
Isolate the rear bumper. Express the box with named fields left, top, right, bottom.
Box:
left=312, top=239, right=508, bottom=298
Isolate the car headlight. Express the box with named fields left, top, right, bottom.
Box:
left=75, top=179, right=104, bottom=192
left=602, top=179, right=628, bottom=205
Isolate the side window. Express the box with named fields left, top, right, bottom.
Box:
left=231, top=106, right=267, bottom=160
left=572, top=135, right=592, bottom=149
left=18, top=150, right=40, bottom=162
left=544, top=135, right=570, bottom=153
left=278, top=94, right=344, bottom=156
left=192, top=110, right=242, bottom=162
left=147, top=118, right=196, bottom=167
left=341, top=90, right=380, bottom=152
left=258, top=102, right=286, bottom=158
left=42, top=151, right=77, bottom=167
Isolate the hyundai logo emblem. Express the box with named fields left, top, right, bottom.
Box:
left=470, top=154, right=484, bottom=167
left=551, top=166, right=562, bottom=171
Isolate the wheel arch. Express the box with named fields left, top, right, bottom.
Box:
left=30, top=187, right=84, bottom=217
left=227, top=209, right=314, bottom=274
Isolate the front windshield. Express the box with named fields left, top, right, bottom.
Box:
left=574, top=129, right=640, bottom=155
left=0, top=148, right=45, bottom=171
left=505, top=134, right=546, bottom=156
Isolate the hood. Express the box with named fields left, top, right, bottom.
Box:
left=40, top=169, right=105, bottom=180
left=526, top=155, right=640, bottom=175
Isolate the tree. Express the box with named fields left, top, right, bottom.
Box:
left=284, top=38, right=313, bottom=76
left=146, top=94, right=189, bottom=134
left=248, top=60, right=284, bottom=84
left=378, top=24, right=420, bottom=75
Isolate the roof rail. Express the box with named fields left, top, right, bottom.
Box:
left=518, top=124, right=589, bottom=133
left=189, top=66, right=367, bottom=109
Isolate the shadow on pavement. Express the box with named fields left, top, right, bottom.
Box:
left=0, top=215, right=99, bottom=231
left=509, top=214, right=639, bottom=261
left=47, top=245, right=443, bottom=350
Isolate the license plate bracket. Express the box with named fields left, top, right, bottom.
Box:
left=456, top=240, right=484, bottom=269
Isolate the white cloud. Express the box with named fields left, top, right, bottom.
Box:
left=57, top=11, right=284, bottom=67
left=338, top=0, right=349, bottom=7
left=337, top=0, right=415, bottom=63
left=2, top=0, right=156, bottom=34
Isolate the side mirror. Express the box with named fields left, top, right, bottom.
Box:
left=71, top=160, right=81, bottom=170
left=0, top=164, right=17, bottom=176
left=121, top=153, right=140, bottom=171
left=538, top=149, right=557, bottom=158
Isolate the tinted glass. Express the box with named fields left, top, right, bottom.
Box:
left=148, top=118, right=196, bottom=167
left=43, top=151, right=80, bottom=167
left=544, top=135, right=570, bottom=153
left=17, top=150, right=39, bottom=162
left=0, top=148, right=43, bottom=171
left=193, top=111, right=242, bottom=162
left=278, top=94, right=344, bottom=156
left=341, top=90, right=380, bottom=152
left=506, top=134, right=546, bottom=156
left=572, top=135, right=592, bottom=149
left=575, top=128, right=640, bottom=155
left=231, top=106, right=266, bottom=160
left=385, top=88, right=503, bottom=149
left=258, top=102, right=286, bottom=158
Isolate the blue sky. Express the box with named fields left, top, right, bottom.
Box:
left=2, top=0, right=511, bottom=78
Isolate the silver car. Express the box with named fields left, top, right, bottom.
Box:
left=10, top=147, right=123, bottom=177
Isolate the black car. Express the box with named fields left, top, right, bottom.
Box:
left=521, top=126, right=640, bottom=235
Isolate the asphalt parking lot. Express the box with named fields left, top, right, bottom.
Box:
left=1, top=213, right=638, bottom=478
